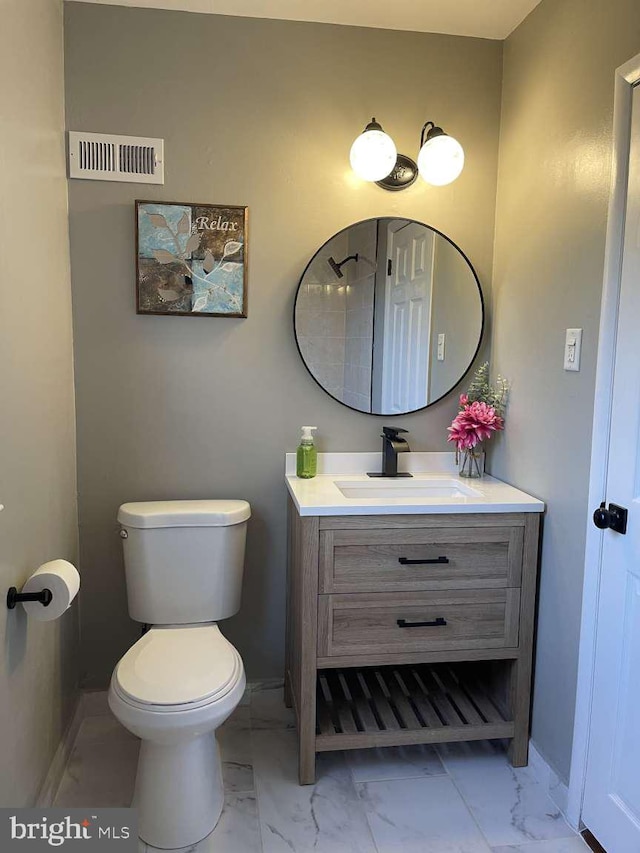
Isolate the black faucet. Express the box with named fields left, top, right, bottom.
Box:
left=367, top=427, right=413, bottom=478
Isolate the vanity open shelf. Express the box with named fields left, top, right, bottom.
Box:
left=315, top=661, right=513, bottom=752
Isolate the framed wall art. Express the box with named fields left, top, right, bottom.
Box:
left=135, top=200, right=248, bottom=317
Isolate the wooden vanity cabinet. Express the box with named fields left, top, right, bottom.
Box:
left=285, top=498, right=541, bottom=784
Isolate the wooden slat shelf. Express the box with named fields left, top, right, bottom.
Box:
left=315, top=663, right=514, bottom=752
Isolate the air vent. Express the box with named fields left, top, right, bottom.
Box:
left=68, top=131, right=164, bottom=184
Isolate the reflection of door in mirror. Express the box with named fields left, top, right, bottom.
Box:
left=374, top=220, right=434, bottom=414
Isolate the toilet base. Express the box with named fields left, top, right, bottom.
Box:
left=135, top=732, right=223, bottom=849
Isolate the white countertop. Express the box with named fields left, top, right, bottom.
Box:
left=285, top=452, right=545, bottom=517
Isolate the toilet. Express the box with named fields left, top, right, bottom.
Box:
left=108, top=499, right=250, bottom=850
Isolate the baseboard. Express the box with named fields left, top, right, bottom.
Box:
left=81, top=689, right=110, bottom=717
left=36, top=689, right=117, bottom=807
left=36, top=693, right=85, bottom=808
left=528, top=740, right=576, bottom=830
left=241, top=678, right=284, bottom=705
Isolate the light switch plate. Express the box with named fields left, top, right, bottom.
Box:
left=437, top=333, right=445, bottom=361
left=564, top=328, right=583, bottom=371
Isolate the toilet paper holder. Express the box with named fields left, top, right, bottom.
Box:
left=6, top=587, right=53, bottom=609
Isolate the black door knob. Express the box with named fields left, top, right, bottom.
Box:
left=593, top=501, right=628, bottom=534
left=593, top=501, right=610, bottom=530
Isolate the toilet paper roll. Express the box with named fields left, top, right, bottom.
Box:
left=21, top=559, right=80, bottom=621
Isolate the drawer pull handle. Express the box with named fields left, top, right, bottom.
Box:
left=398, top=556, right=449, bottom=565
left=397, top=617, right=447, bottom=628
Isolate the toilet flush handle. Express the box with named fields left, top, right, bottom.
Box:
left=119, top=529, right=128, bottom=539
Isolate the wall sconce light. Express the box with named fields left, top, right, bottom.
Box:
left=349, top=118, right=464, bottom=191
left=349, top=119, right=397, bottom=182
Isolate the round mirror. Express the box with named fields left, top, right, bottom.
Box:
left=294, top=218, right=484, bottom=415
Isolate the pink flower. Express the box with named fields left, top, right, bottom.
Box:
left=459, top=394, right=469, bottom=406
left=447, top=401, right=504, bottom=450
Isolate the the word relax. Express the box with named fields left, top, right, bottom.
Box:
left=194, top=216, right=239, bottom=232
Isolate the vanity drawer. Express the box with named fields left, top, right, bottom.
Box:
left=317, top=589, right=520, bottom=657
left=319, top=527, right=523, bottom=593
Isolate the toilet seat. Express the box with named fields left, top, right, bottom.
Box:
left=113, top=624, right=242, bottom=711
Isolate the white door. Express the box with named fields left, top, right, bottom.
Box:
left=380, top=222, right=434, bottom=413
left=582, top=83, right=640, bottom=852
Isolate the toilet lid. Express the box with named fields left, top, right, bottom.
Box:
left=115, top=624, right=240, bottom=706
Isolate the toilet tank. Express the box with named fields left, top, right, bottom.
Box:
left=117, top=500, right=251, bottom=625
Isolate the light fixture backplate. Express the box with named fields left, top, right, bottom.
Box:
left=375, top=153, right=418, bottom=192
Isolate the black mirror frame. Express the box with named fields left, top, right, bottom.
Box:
left=293, top=217, right=485, bottom=417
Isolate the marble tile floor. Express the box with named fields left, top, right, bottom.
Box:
left=53, top=686, right=588, bottom=853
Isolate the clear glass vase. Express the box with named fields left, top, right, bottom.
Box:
left=457, top=444, right=485, bottom=478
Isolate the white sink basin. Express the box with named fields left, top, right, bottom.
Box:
left=335, top=478, right=482, bottom=500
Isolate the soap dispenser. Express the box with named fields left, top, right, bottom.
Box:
left=296, top=426, right=318, bottom=479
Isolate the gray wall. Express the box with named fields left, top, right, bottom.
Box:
left=64, top=2, right=503, bottom=687
left=0, top=0, right=79, bottom=806
left=491, top=0, right=640, bottom=781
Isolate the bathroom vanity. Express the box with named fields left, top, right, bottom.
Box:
left=285, top=453, right=544, bottom=784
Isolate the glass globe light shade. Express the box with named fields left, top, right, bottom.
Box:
left=417, top=134, right=464, bottom=186
left=350, top=127, right=397, bottom=182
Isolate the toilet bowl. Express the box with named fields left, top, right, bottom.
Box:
left=109, top=499, right=250, bottom=850
left=109, top=624, right=246, bottom=850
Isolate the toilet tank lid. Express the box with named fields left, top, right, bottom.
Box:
left=117, top=500, right=251, bottom=529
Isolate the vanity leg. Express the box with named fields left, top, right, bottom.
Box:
left=508, top=655, right=533, bottom=766
left=509, top=733, right=529, bottom=767
left=284, top=500, right=294, bottom=710
left=298, top=733, right=316, bottom=785
left=296, top=659, right=317, bottom=784
left=509, top=513, right=539, bottom=767
left=288, top=506, right=319, bottom=784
